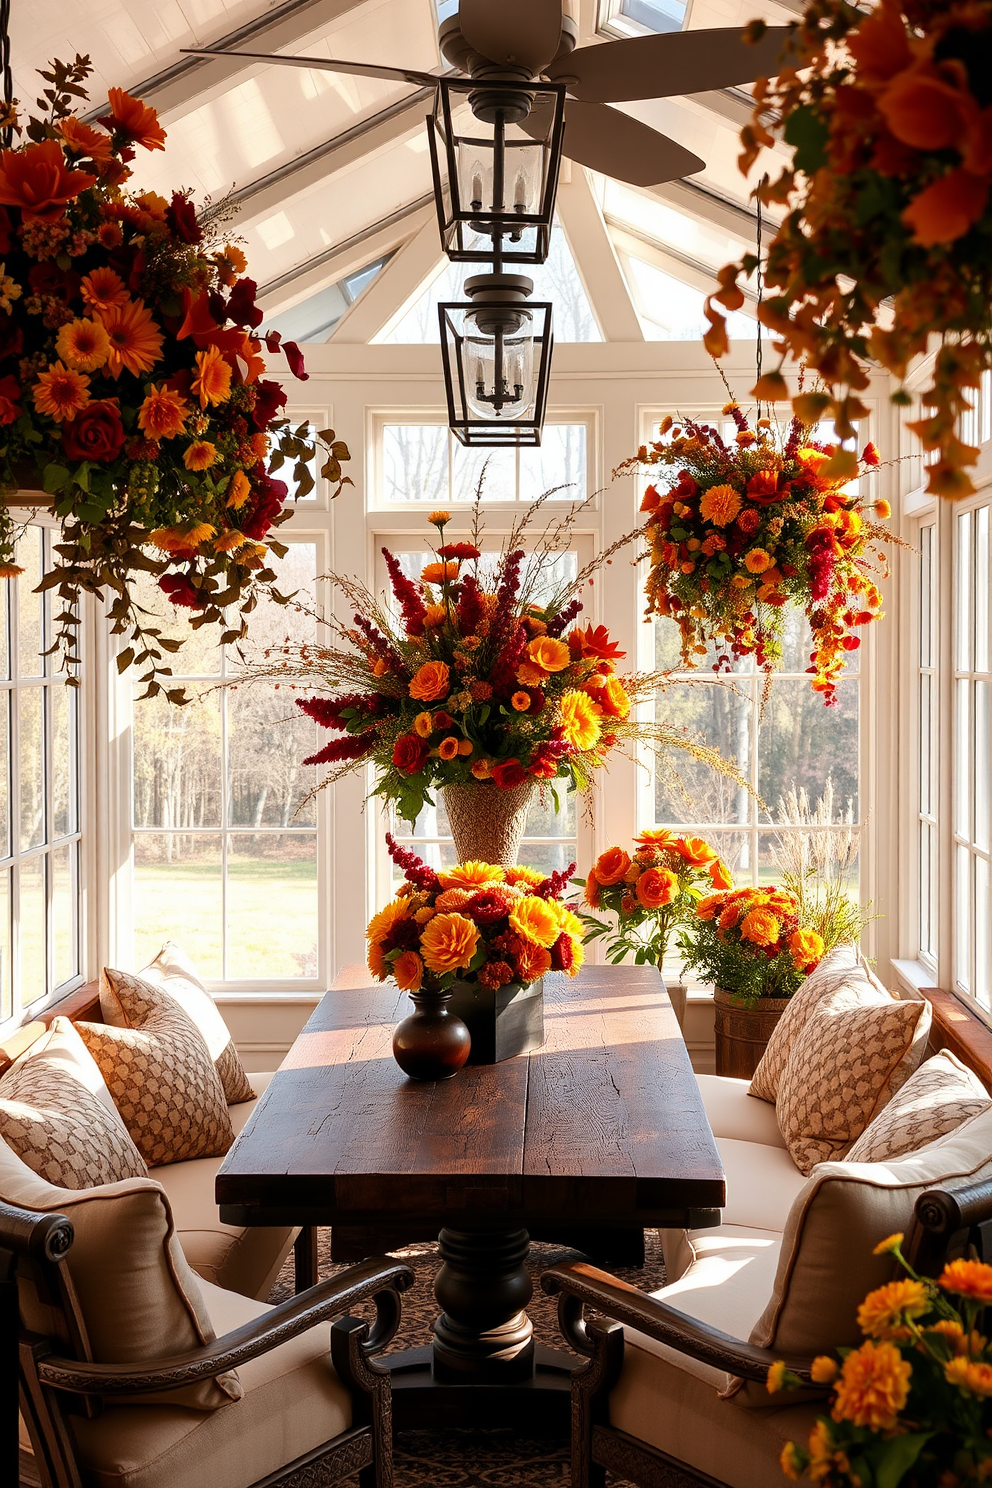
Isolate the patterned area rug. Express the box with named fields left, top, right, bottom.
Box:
left=270, top=1230, right=668, bottom=1487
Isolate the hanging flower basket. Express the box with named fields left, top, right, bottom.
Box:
left=0, top=57, right=352, bottom=697
left=704, top=3, right=992, bottom=500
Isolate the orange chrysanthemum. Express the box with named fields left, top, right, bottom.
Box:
left=226, top=469, right=251, bottom=509
left=80, top=266, right=128, bottom=315
left=939, top=1259, right=992, bottom=1304
left=367, top=940, right=388, bottom=981
left=98, top=298, right=164, bottom=378
left=508, top=895, right=561, bottom=949
left=437, top=861, right=505, bottom=891
left=392, top=949, right=423, bottom=993
left=857, top=1279, right=929, bottom=1340
left=421, top=561, right=459, bottom=585
left=137, top=385, right=189, bottom=441
left=183, top=440, right=218, bottom=471
left=831, top=1341, right=911, bottom=1431
left=559, top=690, right=601, bottom=752
left=0, top=138, right=96, bottom=220
left=696, top=892, right=723, bottom=921
left=32, top=362, right=91, bottom=422
left=505, top=865, right=544, bottom=887
left=789, top=928, right=825, bottom=970
left=740, top=907, right=781, bottom=947
left=366, top=899, right=412, bottom=946
left=420, top=912, right=480, bottom=975
left=699, top=483, right=743, bottom=527
left=515, top=940, right=552, bottom=983
left=191, top=344, right=233, bottom=408
left=434, top=888, right=474, bottom=912
left=55, top=318, right=110, bottom=372
left=945, top=1358, right=992, bottom=1398
left=105, top=88, right=167, bottom=151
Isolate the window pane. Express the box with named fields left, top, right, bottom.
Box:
left=133, top=834, right=223, bottom=977
left=977, top=507, right=989, bottom=673
left=19, top=853, right=46, bottom=1008
left=757, top=678, right=859, bottom=817
left=977, top=680, right=990, bottom=854
left=19, top=687, right=44, bottom=852
left=52, top=684, right=75, bottom=838
left=957, top=511, right=973, bottom=672
left=0, top=694, right=8, bottom=859
left=654, top=682, right=751, bottom=825
left=975, top=855, right=990, bottom=1011
left=956, top=842, right=972, bottom=994
left=520, top=425, right=587, bottom=502
left=451, top=443, right=515, bottom=504
left=955, top=678, right=971, bottom=840
left=227, top=685, right=317, bottom=828
left=52, top=841, right=77, bottom=989
left=132, top=694, right=222, bottom=829
left=226, top=833, right=317, bottom=978
left=382, top=425, right=448, bottom=504
left=0, top=868, right=9, bottom=1019
left=17, top=527, right=44, bottom=679
left=128, top=570, right=223, bottom=677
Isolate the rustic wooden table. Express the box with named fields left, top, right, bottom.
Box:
left=217, top=963, right=725, bottom=1426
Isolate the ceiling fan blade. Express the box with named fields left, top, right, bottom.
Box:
left=458, top=0, right=562, bottom=73
left=180, top=46, right=440, bottom=89
left=548, top=25, right=796, bottom=103
left=523, top=99, right=704, bottom=186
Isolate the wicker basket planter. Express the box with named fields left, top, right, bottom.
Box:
left=713, top=987, right=791, bottom=1079
left=443, top=779, right=535, bottom=866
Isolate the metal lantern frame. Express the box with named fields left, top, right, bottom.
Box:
left=427, top=77, right=567, bottom=266
left=439, top=297, right=554, bottom=447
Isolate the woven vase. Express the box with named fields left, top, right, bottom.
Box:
left=443, top=780, right=535, bottom=866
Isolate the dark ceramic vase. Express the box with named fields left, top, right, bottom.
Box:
left=392, top=990, right=472, bottom=1081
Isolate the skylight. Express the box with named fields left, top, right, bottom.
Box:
left=624, top=256, right=755, bottom=341
left=600, top=0, right=687, bottom=39
left=260, top=255, right=392, bottom=344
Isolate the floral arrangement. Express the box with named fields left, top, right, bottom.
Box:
left=576, top=828, right=732, bottom=968
left=705, top=2, right=992, bottom=500
left=239, top=491, right=744, bottom=824
left=773, top=1234, right=992, bottom=1485
left=678, top=884, right=825, bottom=1005
left=367, top=836, right=584, bottom=992
left=0, top=57, right=351, bottom=696
left=622, top=403, right=892, bottom=704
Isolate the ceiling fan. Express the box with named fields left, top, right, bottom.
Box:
left=182, top=0, right=795, bottom=189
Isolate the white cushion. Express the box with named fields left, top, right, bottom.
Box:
left=715, top=1136, right=807, bottom=1233
left=696, top=1074, right=788, bottom=1148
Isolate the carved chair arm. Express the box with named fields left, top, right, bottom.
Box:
left=36, top=1255, right=414, bottom=1396
left=541, top=1260, right=819, bottom=1385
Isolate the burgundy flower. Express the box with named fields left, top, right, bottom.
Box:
left=282, top=340, right=308, bottom=380
left=250, top=379, right=287, bottom=430
left=226, top=277, right=264, bottom=329
left=550, top=932, right=574, bottom=972
left=0, top=375, right=21, bottom=426
left=383, top=547, right=427, bottom=637
left=545, top=597, right=582, bottom=637
left=393, top=733, right=428, bottom=776
left=158, top=574, right=206, bottom=609
left=297, top=693, right=381, bottom=729
left=385, top=833, right=439, bottom=891
left=166, top=191, right=202, bottom=244
left=466, top=888, right=513, bottom=925
left=62, top=401, right=125, bottom=463
left=491, top=758, right=527, bottom=789
left=303, top=729, right=377, bottom=766
left=241, top=469, right=288, bottom=540
left=456, top=573, right=485, bottom=636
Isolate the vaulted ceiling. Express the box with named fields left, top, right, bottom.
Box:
left=9, top=0, right=797, bottom=342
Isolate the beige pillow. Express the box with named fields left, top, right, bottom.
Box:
left=127, top=941, right=255, bottom=1105
left=845, top=1049, right=991, bottom=1163
left=79, top=970, right=234, bottom=1167
left=749, top=942, right=889, bottom=1102
left=729, top=1104, right=992, bottom=1407
left=0, top=1017, right=146, bottom=1188
left=0, top=1135, right=240, bottom=1409
left=776, top=984, right=931, bottom=1174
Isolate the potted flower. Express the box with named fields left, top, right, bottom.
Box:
left=620, top=406, right=893, bottom=705
left=236, top=495, right=746, bottom=862
left=772, top=1235, right=992, bottom=1484
left=0, top=57, right=350, bottom=697
left=576, top=828, right=732, bottom=1026
left=705, top=3, right=992, bottom=500
left=678, top=885, right=825, bottom=1077
left=368, top=835, right=584, bottom=1078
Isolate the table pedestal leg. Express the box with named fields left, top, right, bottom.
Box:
left=432, top=1226, right=534, bottom=1383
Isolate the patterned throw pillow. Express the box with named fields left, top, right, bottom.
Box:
left=749, top=943, right=890, bottom=1103
left=107, top=940, right=255, bottom=1105
left=79, top=970, right=234, bottom=1167
left=845, top=1049, right=991, bottom=1163
left=776, top=984, right=931, bottom=1174
left=0, top=1017, right=147, bottom=1188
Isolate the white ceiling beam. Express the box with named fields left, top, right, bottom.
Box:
left=689, top=88, right=755, bottom=129
left=555, top=170, right=643, bottom=342
left=608, top=221, right=758, bottom=303
left=646, top=177, right=761, bottom=239
left=331, top=214, right=445, bottom=342
left=85, top=0, right=372, bottom=124
left=257, top=197, right=434, bottom=313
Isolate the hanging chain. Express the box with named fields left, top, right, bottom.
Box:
left=0, top=0, right=12, bottom=149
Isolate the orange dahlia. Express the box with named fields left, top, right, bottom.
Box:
left=636, top=866, right=679, bottom=909
left=105, top=88, right=167, bottom=151
left=55, top=318, right=110, bottom=372
left=80, top=266, right=128, bottom=315
left=420, top=912, right=480, bottom=975
left=191, top=344, right=233, bottom=408
left=392, top=950, right=423, bottom=993
left=138, top=385, right=189, bottom=441
left=740, top=907, right=781, bottom=947
left=594, top=846, right=632, bottom=886
left=939, top=1259, right=992, bottom=1303
left=515, top=940, right=552, bottom=983
left=437, top=861, right=504, bottom=891
left=409, top=660, right=450, bottom=703
left=32, top=363, right=90, bottom=422
left=508, top=895, right=561, bottom=949
left=699, top=484, right=742, bottom=527
left=831, top=1341, right=911, bottom=1431
left=856, top=1279, right=929, bottom=1340
left=99, top=298, right=164, bottom=378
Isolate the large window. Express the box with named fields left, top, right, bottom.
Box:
left=918, top=521, right=938, bottom=966
left=130, top=545, right=321, bottom=983
left=953, top=505, right=991, bottom=1007
left=376, top=420, right=589, bottom=507
left=0, top=525, right=81, bottom=1020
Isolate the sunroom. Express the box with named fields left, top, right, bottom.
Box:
left=3, top=1, right=992, bottom=1487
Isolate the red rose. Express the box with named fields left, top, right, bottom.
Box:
left=0, top=374, right=21, bottom=426
left=491, top=759, right=527, bottom=789
left=158, top=574, right=206, bottom=609
left=393, top=733, right=428, bottom=776
left=166, top=191, right=202, bottom=244
left=61, top=401, right=125, bottom=463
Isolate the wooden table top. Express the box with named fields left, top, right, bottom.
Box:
left=217, top=964, right=725, bottom=1232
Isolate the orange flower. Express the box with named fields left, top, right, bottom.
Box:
left=636, top=866, right=679, bottom=909
left=559, top=690, right=601, bottom=752
left=515, top=940, right=552, bottom=983
left=424, top=604, right=447, bottom=628
left=595, top=846, right=632, bottom=886
left=509, top=895, right=561, bottom=949
left=367, top=941, right=388, bottom=981
left=420, top=911, right=480, bottom=974
left=471, top=758, right=492, bottom=780
left=367, top=899, right=412, bottom=946
left=699, top=484, right=742, bottom=526
left=226, top=470, right=251, bottom=509
left=32, top=362, right=90, bottom=422
left=0, top=139, right=96, bottom=220
left=148, top=522, right=215, bottom=556
left=903, top=169, right=989, bottom=247
left=831, top=1341, right=911, bottom=1431
left=527, top=635, right=571, bottom=673
left=457, top=738, right=473, bottom=756
left=511, top=691, right=531, bottom=712
left=568, top=623, right=626, bottom=664
left=214, top=530, right=248, bottom=552
left=598, top=675, right=630, bottom=719
left=409, top=660, right=450, bottom=703
left=191, top=344, right=233, bottom=408
left=877, top=67, right=975, bottom=152
left=438, top=736, right=460, bottom=761
left=392, top=950, right=423, bottom=993
left=58, top=117, right=112, bottom=161
left=182, top=440, right=218, bottom=471
left=421, top=560, right=459, bottom=584
left=105, top=88, right=167, bottom=151
left=438, top=861, right=504, bottom=891
left=99, top=298, right=164, bottom=378
left=789, top=928, right=824, bottom=971
left=635, top=828, right=680, bottom=851
left=583, top=868, right=601, bottom=908
left=857, top=1279, right=929, bottom=1339
left=744, top=548, right=773, bottom=574
left=709, top=858, right=733, bottom=889
left=696, top=892, right=723, bottom=921
left=434, top=888, right=473, bottom=912
left=939, top=1260, right=992, bottom=1304
left=80, top=266, right=128, bottom=315
left=516, top=660, right=549, bottom=687
left=55, top=318, right=110, bottom=372
left=676, top=836, right=718, bottom=867
left=740, top=907, right=781, bottom=947
left=944, top=1358, right=992, bottom=1397
left=414, top=711, right=434, bottom=738
left=505, top=865, right=543, bottom=887
left=138, top=385, right=189, bottom=441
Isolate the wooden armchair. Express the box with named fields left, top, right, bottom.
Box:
left=542, top=1178, right=992, bottom=1488
left=2, top=1198, right=414, bottom=1488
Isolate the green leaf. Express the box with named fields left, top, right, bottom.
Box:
left=42, top=463, right=70, bottom=494
left=870, top=1434, right=934, bottom=1488
left=783, top=104, right=829, bottom=176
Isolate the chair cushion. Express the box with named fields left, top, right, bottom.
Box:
left=68, top=1280, right=353, bottom=1488
left=0, top=1017, right=146, bottom=1188
left=0, top=1137, right=240, bottom=1410
left=845, top=1048, right=991, bottom=1163
left=695, top=1073, right=788, bottom=1148
left=79, top=969, right=234, bottom=1166
left=131, top=942, right=256, bottom=1105
left=775, top=983, right=930, bottom=1173
left=157, top=1074, right=298, bottom=1301
left=731, top=1104, right=992, bottom=1406
left=749, top=942, right=888, bottom=1102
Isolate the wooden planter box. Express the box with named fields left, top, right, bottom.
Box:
left=447, top=977, right=545, bottom=1064
left=713, top=986, right=791, bottom=1079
